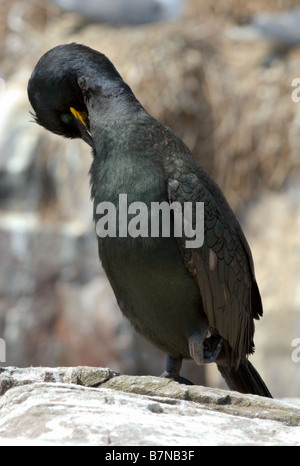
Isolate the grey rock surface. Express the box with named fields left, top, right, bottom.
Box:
left=0, top=366, right=299, bottom=446
left=49, top=0, right=185, bottom=25
left=1, top=0, right=300, bottom=398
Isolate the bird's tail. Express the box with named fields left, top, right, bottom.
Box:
left=217, top=361, right=272, bottom=398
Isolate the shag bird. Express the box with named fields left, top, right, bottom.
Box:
left=28, top=43, right=272, bottom=397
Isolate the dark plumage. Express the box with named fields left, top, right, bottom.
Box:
left=28, top=43, right=272, bottom=397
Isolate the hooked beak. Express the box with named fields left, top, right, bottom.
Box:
left=70, top=107, right=94, bottom=149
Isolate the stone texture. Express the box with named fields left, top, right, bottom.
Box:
left=0, top=0, right=300, bottom=398
left=0, top=366, right=299, bottom=446
left=0, top=366, right=119, bottom=395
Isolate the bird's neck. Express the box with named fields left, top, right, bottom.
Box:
left=87, top=91, right=147, bottom=157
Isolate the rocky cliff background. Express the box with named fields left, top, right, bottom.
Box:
left=0, top=0, right=299, bottom=398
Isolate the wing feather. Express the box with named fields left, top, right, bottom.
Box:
left=167, top=165, right=261, bottom=367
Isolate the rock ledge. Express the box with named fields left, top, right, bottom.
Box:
left=0, top=366, right=299, bottom=446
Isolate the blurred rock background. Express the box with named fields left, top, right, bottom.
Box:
left=0, top=0, right=299, bottom=398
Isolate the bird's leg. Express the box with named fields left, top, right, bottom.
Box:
left=189, top=320, right=223, bottom=365
left=160, top=356, right=193, bottom=385
left=188, top=319, right=209, bottom=365
left=203, top=333, right=223, bottom=363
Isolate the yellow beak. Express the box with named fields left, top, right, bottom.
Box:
left=70, top=107, right=89, bottom=130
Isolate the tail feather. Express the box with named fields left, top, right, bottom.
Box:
left=217, top=361, right=272, bottom=398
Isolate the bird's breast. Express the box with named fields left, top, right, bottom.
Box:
left=90, top=148, right=203, bottom=357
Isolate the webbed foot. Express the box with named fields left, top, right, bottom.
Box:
left=160, top=356, right=193, bottom=385
left=189, top=329, right=223, bottom=364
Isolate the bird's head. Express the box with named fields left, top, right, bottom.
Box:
left=28, top=43, right=132, bottom=150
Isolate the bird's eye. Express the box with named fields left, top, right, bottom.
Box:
left=61, top=113, right=73, bottom=124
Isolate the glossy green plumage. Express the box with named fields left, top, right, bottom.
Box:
left=28, top=43, right=272, bottom=397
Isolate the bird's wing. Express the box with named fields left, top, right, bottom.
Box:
left=166, top=161, right=262, bottom=367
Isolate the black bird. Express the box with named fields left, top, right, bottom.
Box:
left=28, top=43, right=272, bottom=397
